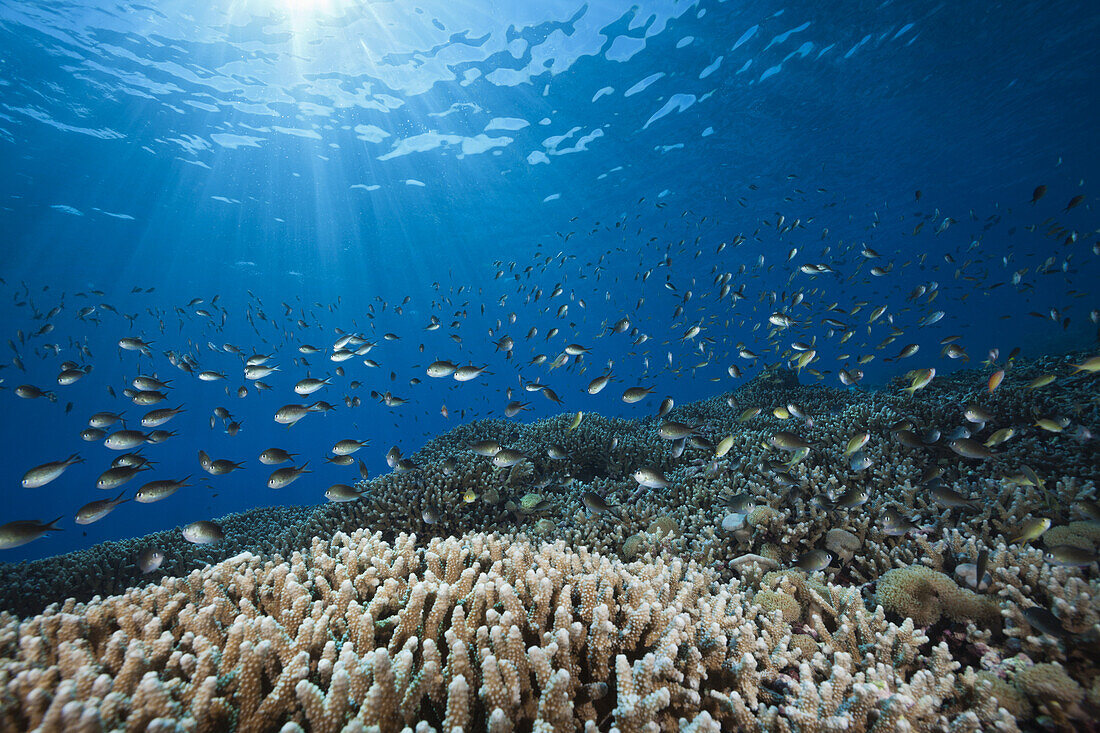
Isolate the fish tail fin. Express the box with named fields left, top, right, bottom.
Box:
left=45, top=516, right=63, bottom=531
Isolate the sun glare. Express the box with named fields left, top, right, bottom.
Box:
left=283, top=0, right=337, bottom=19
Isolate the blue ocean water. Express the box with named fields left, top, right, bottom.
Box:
left=0, top=0, right=1097, bottom=562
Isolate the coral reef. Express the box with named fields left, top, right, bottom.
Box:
left=0, top=351, right=1097, bottom=729
left=875, top=565, right=998, bottom=627
left=0, top=531, right=1022, bottom=731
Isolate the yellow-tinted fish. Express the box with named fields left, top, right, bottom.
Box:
left=844, top=432, right=870, bottom=456
left=1070, top=355, right=1100, bottom=373
left=795, top=350, right=817, bottom=371
left=715, top=435, right=735, bottom=458
left=1009, top=517, right=1050, bottom=544
left=784, top=447, right=810, bottom=466
left=984, top=428, right=1015, bottom=447
left=1027, top=374, right=1055, bottom=389
left=903, top=368, right=935, bottom=394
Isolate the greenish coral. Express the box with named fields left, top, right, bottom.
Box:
left=646, top=515, right=679, bottom=540
left=788, top=633, right=819, bottom=663
left=875, top=565, right=998, bottom=627
left=1042, top=521, right=1100, bottom=550
left=622, top=533, right=648, bottom=559
left=747, top=506, right=781, bottom=529
left=519, top=492, right=547, bottom=513
left=760, top=569, right=837, bottom=624
left=975, top=671, right=1033, bottom=720
left=754, top=589, right=801, bottom=624
left=1014, top=663, right=1084, bottom=708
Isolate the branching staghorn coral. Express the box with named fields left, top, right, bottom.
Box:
left=1, top=352, right=1097, bottom=729
left=0, top=530, right=1038, bottom=732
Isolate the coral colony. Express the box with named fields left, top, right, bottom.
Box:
left=1, top=354, right=1097, bottom=730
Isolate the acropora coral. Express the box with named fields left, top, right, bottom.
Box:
left=0, top=354, right=1097, bottom=730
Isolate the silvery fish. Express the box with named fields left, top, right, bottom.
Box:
left=182, top=520, right=224, bottom=544
left=325, top=484, right=362, bottom=503
left=137, top=547, right=166, bottom=573
left=795, top=549, right=833, bottom=571
left=21, top=454, right=83, bottom=488
left=849, top=451, right=874, bottom=472
left=75, top=491, right=129, bottom=525
left=0, top=517, right=62, bottom=549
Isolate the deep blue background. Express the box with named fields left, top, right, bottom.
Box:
left=1, top=0, right=1097, bottom=561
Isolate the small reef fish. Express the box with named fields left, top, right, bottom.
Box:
left=22, top=454, right=83, bottom=488
left=75, top=491, right=129, bottom=525
left=582, top=492, right=623, bottom=522
left=325, top=484, right=362, bottom=503
left=795, top=549, right=833, bottom=572
left=137, top=547, right=165, bottom=574
left=259, top=448, right=298, bottom=465
left=182, top=520, right=224, bottom=544
left=903, top=368, right=935, bottom=394
left=0, top=517, right=62, bottom=549
left=632, top=467, right=668, bottom=489
left=268, top=463, right=311, bottom=489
